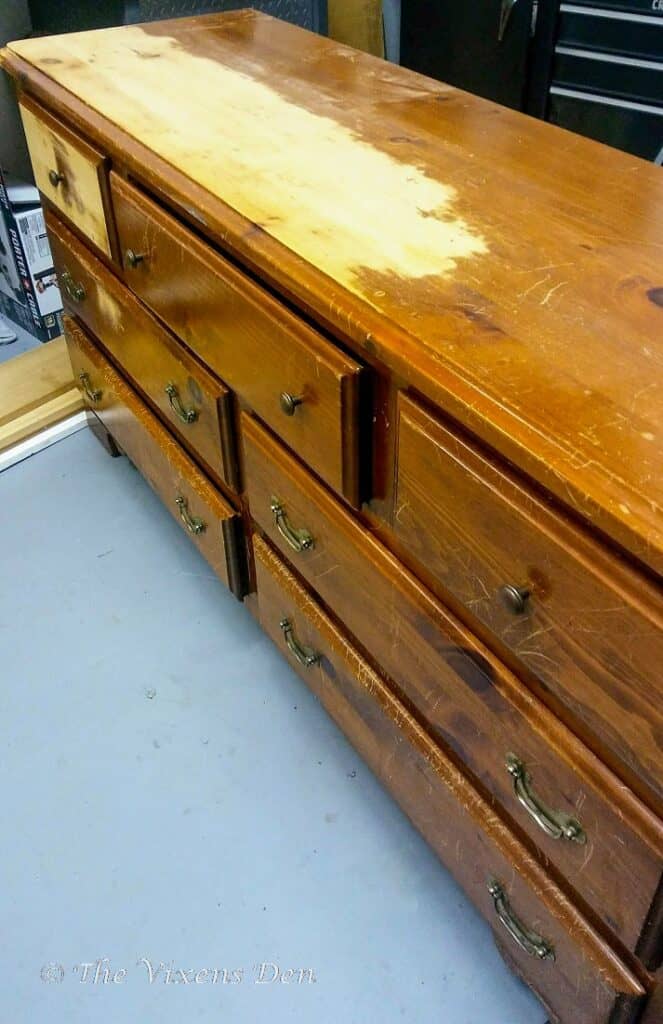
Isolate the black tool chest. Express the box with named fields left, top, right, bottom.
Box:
left=548, top=2, right=663, bottom=161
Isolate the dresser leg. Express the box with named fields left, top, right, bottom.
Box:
left=86, top=411, right=122, bottom=458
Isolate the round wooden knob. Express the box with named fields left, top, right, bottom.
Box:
left=499, top=584, right=530, bottom=615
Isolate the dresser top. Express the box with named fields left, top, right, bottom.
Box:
left=4, top=11, right=663, bottom=572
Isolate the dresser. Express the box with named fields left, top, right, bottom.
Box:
left=2, top=12, right=662, bottom=1022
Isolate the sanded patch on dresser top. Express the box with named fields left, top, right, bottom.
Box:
left=8, top=25, right=488, bottom=292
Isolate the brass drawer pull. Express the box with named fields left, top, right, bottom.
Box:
left=78, top=371, right=101, bottom=404
left=125, top=248, right=146, bottom=269
left=279, top=617, right=320, bottom=668
left=280, top=391, right=304, bottom=416
left=175, top=495, right=206, bottom=535
left=165, top=382, right=198, bottom=425
left=487, top=879, right=555, bottom=962
left=270, top=497, right=314, bottom=552
left=506, top=754, right=586, bottom=844
left=499, top=583, right=530, bottom=614
left=48, top=169, right=65, bottom=188
left=61, top=268, right=86, bottom=303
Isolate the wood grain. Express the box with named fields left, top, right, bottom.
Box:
left=4, top=12, right=663, bottom=571
left=64, top=317, right=244, bottom=597
left=47, top=211, right=238, bottom=493
left=242, top=411, right=663, bottom=955
left=0, top=335, right=83, bottom=452
left=253, top=535, right=647, bottom=1024
left=19, top=96, right=112, bottom=257
left=393, top=393, right=663, bottom=812
left=111, top=173, right=363, bottom=504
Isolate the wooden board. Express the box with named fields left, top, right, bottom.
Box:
left=0, top=336, right=82, bottom=453
left=4, top=12, right=663, bottom=573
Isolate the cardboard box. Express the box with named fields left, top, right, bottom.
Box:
left=0, top=168, right=63, bottom=342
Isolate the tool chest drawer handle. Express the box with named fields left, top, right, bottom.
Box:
left=487, top=879, right=556, bottom=962
left=78, top=371, right=102, bottom=404
left=279, top=618, right=320, bottom=668
left=175, top=495, right=206, bottom=535
left=506, top=754, right=586, bottom=845
left=165, top=382, right=198, bottom=425
left=270, top=498, right=314, bottom=552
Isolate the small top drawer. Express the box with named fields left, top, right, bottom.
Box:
left=392, top=393, right=663, bottom=809
left=111, top=173, right=364, bottom=505
left=19, top=97, right=114, bottom=259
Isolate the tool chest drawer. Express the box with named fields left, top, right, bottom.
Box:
left=111, top=173, right=364, bottom=505
left=65, top=317, right=244, bottom=598
left=557, top=5, right=663, bottom=61
left=18, top=97, right=115, bottom=259
left=392, top=393, right=663, bottom=811
left=242, top=412, right=663, bottom=954
left=47, top=211, right=238, bottom=492
left=253, top=536, right=646, bottom=1024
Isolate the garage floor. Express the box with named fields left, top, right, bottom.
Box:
left=0, top=426, right=546, bottom=1024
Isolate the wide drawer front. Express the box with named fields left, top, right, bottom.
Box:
left=558, top=6, right=663, bottom=60
left=253, top=535, right=645, bottom=1024
left=47, top=211, right=238, bottom=492
left=393, top=394, right=663, bottom=810
left=111, top=173, right=363, bottom=504
left=242, top=411, right=663, bottom=955
left=65, top=317, right=244, bottom=598
left=19, top=97, right=114, bottom=258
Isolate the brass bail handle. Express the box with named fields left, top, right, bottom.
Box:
left=279, top=618, right=320, bottom=668
left=487, top=879, right=555, bottom=962
left=79, top=371, right=101, bottom=404
left=505, top=755, right=586, bottom=844
left=175, top=495, right=206, bottom=535
left=270, top=498, right=314, bottom=553
left=165, top=383, right=198, bottom=425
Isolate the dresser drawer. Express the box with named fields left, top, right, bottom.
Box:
left=392, top=394, right=663, bottom=811
left=111, top=173, right=363, bottom=504
left=242, top=412, right=663, bottom=955
left=65, top=317, right=244, bottom=597
left=253, top=535, right=645, bottom=1024
left=47, top=212, right=238, bottom=493
left=19, top=97, right=114, bottom=259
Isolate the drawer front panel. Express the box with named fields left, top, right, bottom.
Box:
left=393, top=394, right=663, bottom=810
left=253, top=536, right=645, bottom=1024
left=242, top=413, right=663, bottom=953
left=19, top=98, right=113, bottom=258
left=65, top=317, right=244, bottom=597
left=47, top=212, right=238, bottom=492
left=111, top=173, right=363, bottom=504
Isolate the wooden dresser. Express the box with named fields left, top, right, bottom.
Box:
left=3, top=12, right=662, bottom=1022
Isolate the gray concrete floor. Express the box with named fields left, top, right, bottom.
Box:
left=0, top=427, right=546, bottom=1024
left=0, top=311, right=43, bottom=363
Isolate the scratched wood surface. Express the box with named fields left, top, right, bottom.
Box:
left=253, top=536, right=646, bottom=1024
left=4, top=11, right=663, bottom=573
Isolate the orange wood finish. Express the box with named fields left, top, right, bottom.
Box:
left=111, top=173, right=363, bottom=504
left=65, top=317, right=244, bottom=597
left=47, top=211, right=238, bottom=492
left=3, top=11, right=662, bottom=571
left=253, top=536, right=646, bottom=1024
left=241, top=411, right=663, bottom=956
left=4, top=14, right=662, bottom=1020
left=18, top=96, right=114, bottom=258
left=393, top=394, right=663, bottom=812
